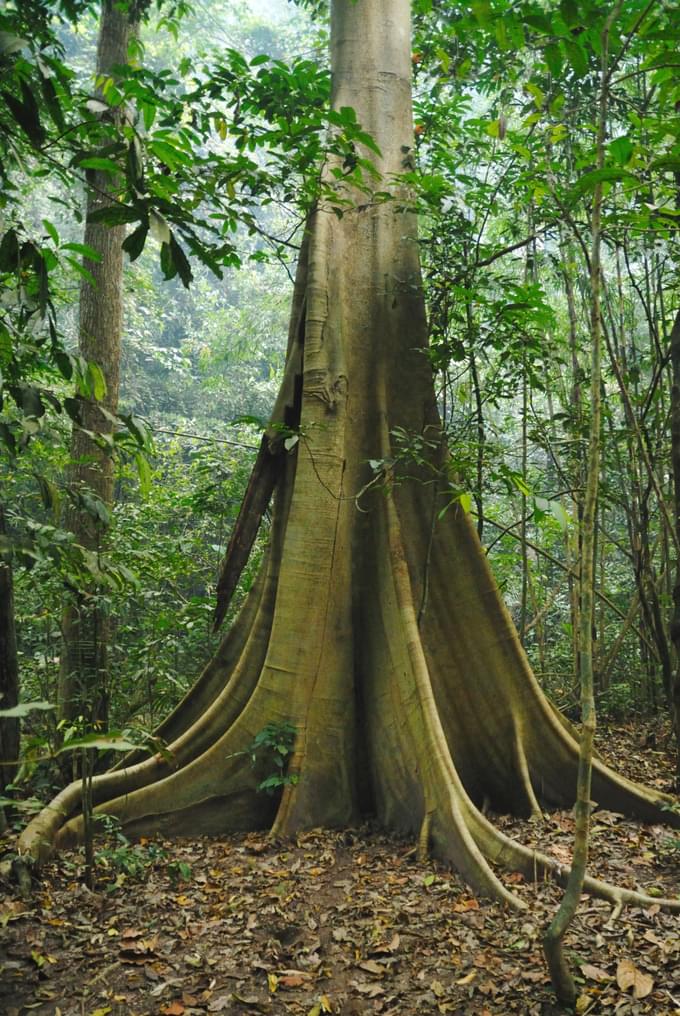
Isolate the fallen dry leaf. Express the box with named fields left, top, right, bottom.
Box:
left=580, top=962, right=611, bottom=982
left=616, top=958, right=654, bottom=999
left=160, top=1003, right=185, bottom=1016
left=358, top=959, right=386, bottom=976
left=456, top=970, right=477, bottom=986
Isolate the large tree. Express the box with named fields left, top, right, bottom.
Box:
left=20, top=0, right=680, bottom=910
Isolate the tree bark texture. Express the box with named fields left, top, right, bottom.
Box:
left=21, top=0, right=680, bottom=909
left=59, top=0, right=134, bottom=726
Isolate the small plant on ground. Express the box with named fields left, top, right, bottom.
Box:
left=232, top=722, right=299, bottom=794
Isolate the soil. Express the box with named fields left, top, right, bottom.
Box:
left=1, top=723, right=678, bottom=1016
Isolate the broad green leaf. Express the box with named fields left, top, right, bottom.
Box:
left=609, top=136, right=633, bottom=166
left=86, top=361, right=107, bottom=401
left=544, top=43, right=563, bottom=76
left=42, top=219, right=59, bottom=245
left=149, top=210, right=171, bottom=245
left=564, top=39, right=588, bottom=77
left=0, top=701, right=55, bottom=718
left=58, top=733, right=139, bottom=754
left=551, top=501, right=570, bottom=530
left=559, top=0, right=580, bottom=27
left=0, top=32, right=27, bottom=55
left=571, top=167, right=636, bottom=197
left=87, top=204, right=141, bottom=226
left=169, top=236, right=193, bottom=288
left=512, top=473, right=531, bottom=497
left=122, top=223, right=149, bottom=261
left=135, top=451, right=151, bottom=496
left=62, top=242, right=102, bottom=262
left=458, top=492, right=472, bottom=513
left=64, top=256, right=97, bottom=287
left=78, top=157, right=121, bottom=174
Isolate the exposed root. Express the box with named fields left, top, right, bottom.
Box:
left=213, top=435, right=282, bottom=631
left=513, top=718, right=543, bottom=820
left=417, top=810, right=432, bottom=862
left=467, top=800, right=680, bottom=912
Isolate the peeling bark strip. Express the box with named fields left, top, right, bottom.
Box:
left=18, top=0, right=680, bottom=911
left=213, top=435, right=282, bottom=632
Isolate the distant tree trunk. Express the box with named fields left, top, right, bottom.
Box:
left=0, top=503, right=19, bottom=829
left=543, top=5, right=618, bottom=1002
left=669, top=306, right=680, bottom=784
left=59, top=0, right=135, bottom=729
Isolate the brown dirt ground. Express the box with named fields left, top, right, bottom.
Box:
left=1, top=723, right=678, bottom=1016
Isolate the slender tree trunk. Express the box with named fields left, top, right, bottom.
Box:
left=59, top=0, right=134, bottom=728
left=0, top=503, right=19, bottom=828
left=669, top=307, right=680, bottom=784
left=543, top=6, right=618, bottom=1003
left=561, top=229, right=583, bottom=693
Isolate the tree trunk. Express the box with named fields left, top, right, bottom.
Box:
left=0, top=503, right=19, bottom=826
left=669, top=307, right=680, bottom=785
left=19, top=0, right=680, bottom=910
left=543, top=5, right=613, bottom=997
left=59, top=0, right=134, bottom=728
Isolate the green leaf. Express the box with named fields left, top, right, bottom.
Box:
left=550, top=501, right=570, bottom=530
left=42, top=219, right=59, bottom=245
left=0, top=701, right=55, bottom=718
left=149, top=210, right=171, bottom=245
left=544, top=43, right=564, bottom=76
left=78, top=157, right=120, bottom=174
left=650, top=157, right=680, bottom=173
left=87, top=204, right=141, bottom=226
left=0, top=229, right=20, bottom=271
left=64, top=256, right=97, bottom=287
left=169, top=235, right=193, bottom=288
left=0, top=32, right=28, bottom=56
left=571, top=166, right=636, bottom=197
left=54, top=349, right=73, bottom=381
left=62, top=242, right=102, bottom=262
left=35, top=474, right=60, bottom=516
left=64, top=397, right=82, bottom=424
left=122, top=223, right=148, bottom=261
left=609, top=136, right=633, bottom=166
left=564, top=39, right=588, bottom=77
left=58, top=732, right=139, bottom=754
left=511, top=473, right=531, bottom=497
left=559, top=0, right=580, bottom=28
left=135, top=451, right=151, bottom=496
left=160, top=240, right=176, bottom=281
left=86, top=361, right=107, bottom=401
left=15, top=385, right=44, bottom=418
left=458, top=492, right=472, bottom=513
left=1, top=82, right=45, bottom=145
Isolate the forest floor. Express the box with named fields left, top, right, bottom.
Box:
left=1, top=723, right=679, bottom=1016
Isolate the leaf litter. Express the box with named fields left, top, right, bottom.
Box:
left=0, top=724, right=678, bottom=1016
